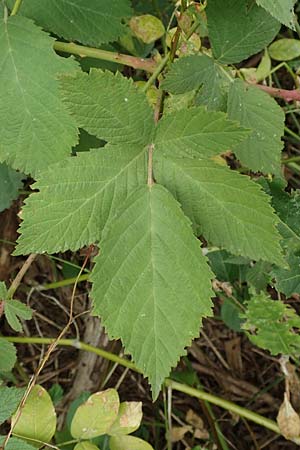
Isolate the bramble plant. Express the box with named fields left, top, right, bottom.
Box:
left=2, top=0, right=300, bottom=447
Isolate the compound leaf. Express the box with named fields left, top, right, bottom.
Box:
left=15, top=146, right=147, bottom=255
left=161, top=54, right=228, bottom=111
left=13, top=385, right=56, bottom=445
left=154, top=107, right=249, bottom=159
left=0, top=386, right=24, bottom=425
left=255, top=0, right=296, bottom=29
left=0, top=163, right=23, bottom=213
left=91, top=185, right=213, bottom=399
left=227, top=80, right=284, bottom=174
left=242, top=293, right=300, bottom=356
left=207, top=0, right=280, bottom=64
left=61, top=70, right=154, bottom=147
left=7, top=0, right=132, bottom=46
left=154, top=155, right=284, bottom=266
left=0, top=16, right=78, bottom=175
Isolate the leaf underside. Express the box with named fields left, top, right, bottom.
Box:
left=6, top=0, right=132, bottom=46
left=91, top=185, right=213, bottom=399
left=207, top=0, right=280, bottom=64
left=0, top=16, right=78, bottom=175
left=255, top=0, right=296, bottom=29
left=227, top=80, right=284, bottom=174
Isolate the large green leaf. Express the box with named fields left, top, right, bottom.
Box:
left=227, top=80, right=284, bottom=174
left=15, top=146, right=147, bottom=255
left=256, top=0, right=296, bottom=29
left=0, top=163, right=23, bottom=212
left=91, top=185, right=213, bottom=398
left=13, top=385, right=56, bottom=446
left=0, top=16, right=78, bottom=175
left=242, top=293, right=300, bottom=356
left=206, top=0, right=280, bottom=64
left=161, top=54, right=229, bottom=111
left=0, top=338, right=17, bottom=372
left=7, top=0, right=132, bottom=46
left=154, top=155, right=284, bottom=266
left=61, top=70, right=154, bottom=147
left=0, top=386, right=24, bottom=425
left=154, top=107, right=249, bottom=159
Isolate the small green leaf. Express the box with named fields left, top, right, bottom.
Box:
left=207, top=0, right=280, bottom=64
left=227, top=80, right=284, bottom=174
left=0, top=386, right=24, bottom=425
left=273, top=254, right=300, bottom=297
left=108, top=402, right=142, bottom=436
left=130, top=15, right=165, bottom=44
left=269, top=38, right=300, bottom=61
left=13, top=385, right=56, bottom=446
left=4, top=300, right=33, bottom=332
left=154, top=107, right=249, bottom=159
left=110, top=435, right=154, bottom=450
left=91, top=185, right=213, bottom=398
left=161, top=54, right=229, bottom=111
left=74, top=442, right=100, bottom=450
left=0, top=339, right=17, bottom=372
left=7, top=0, right=132, bottom=47
left=242, top=293, right=300, bottom=356
left=0, top=163, right=23, bottom=213
left=70, top=389, right=119, bottom=439
left=256, top=0, right=296, bottom=29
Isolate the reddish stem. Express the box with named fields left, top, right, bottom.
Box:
left=255, top=84, right=300, bottom=102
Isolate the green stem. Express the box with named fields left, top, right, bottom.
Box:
left=282, top=156, right=300, bottom=164
left=10, top=0, right=23, bottom=15
left=142, top=54, right=169, bottom=92
left=53, top=41, right=157, bottom=73
left=38, top=274, right=89, bottom=291
left=4, top=336, right=286, bottom=440
left=164, top=380, right=280, bottom=435
left=4, top=336, right=139, bottom=372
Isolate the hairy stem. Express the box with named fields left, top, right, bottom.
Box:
left=53, top=41, right=157, bottom=73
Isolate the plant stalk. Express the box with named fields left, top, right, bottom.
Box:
left=10, top=0, right=23, bottom=15
left=53, top=41, right=157, bottom=73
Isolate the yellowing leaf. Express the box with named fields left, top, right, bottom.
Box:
left=108, top=402, right=142, bottom=436
left=13, top=385, right=56, bottom=447
left=71, top=389, right=119, bottom=439
left=109, top=435, right=154, bottom=450
left=269, top=39, right=300, bottom=61
left=130, top=15, right=165, bottom=44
